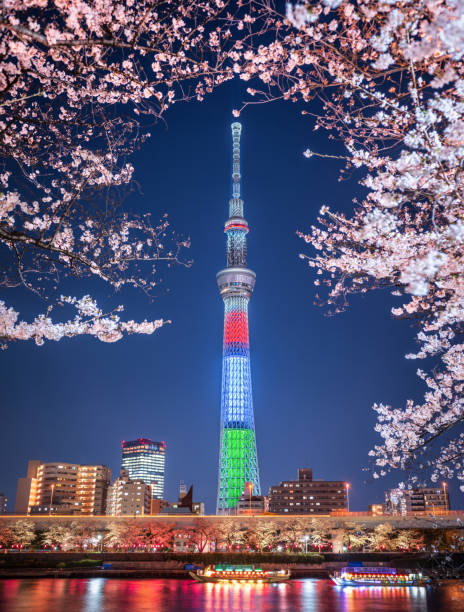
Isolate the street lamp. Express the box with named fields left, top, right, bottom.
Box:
left=346, top=483, right=351, bottom=513
left=49, top=484, right=55, bottom=516
left=303, top=534, right=309, bottom=554
left=97, top=534, right=103, bottom=553
left=247, top=482, right=253, bottom=514
left=443, top=482, right=448, bottom=513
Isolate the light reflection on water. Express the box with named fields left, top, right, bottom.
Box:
left=1, top=578, right=464, bottom=612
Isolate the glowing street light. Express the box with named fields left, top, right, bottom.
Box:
left=49, top=484, right=55, bottom=516
left=303, top=534, right=309, bottom=554
left=346, top=483, right=351, bottom=513
left=246, top=482, right=253, bottom=513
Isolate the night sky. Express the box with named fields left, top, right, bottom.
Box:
left=2, top=82, right=461, bottom=514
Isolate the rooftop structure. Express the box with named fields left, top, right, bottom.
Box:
left=217, top=122, right=260, bottom=514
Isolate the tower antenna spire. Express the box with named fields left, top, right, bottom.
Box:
left=231, top=121, right=242, bottom=200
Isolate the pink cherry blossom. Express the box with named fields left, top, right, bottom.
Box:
left=0, top=0, right=250, bottom=346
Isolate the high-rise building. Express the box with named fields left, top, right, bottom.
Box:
left=106, top=470, right=150, bottom=516
left=121, top=438, right=166, bottom=499
left=268, top=469, right=348, bottom=514
left=14, top=460, right=110, bottom=515
left=76, top=464, right=112, bottom=515
left=216, top=123, right=261, bottom=514
left=0, top=493, right=7, bottom=514
left=385, top=486, right=450, bottom=515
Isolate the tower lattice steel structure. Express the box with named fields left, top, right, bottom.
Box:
left=216, top=122, right=261, bottom=514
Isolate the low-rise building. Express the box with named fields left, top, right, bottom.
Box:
left=268, top=468, right=347, bottom=515
left=164, top=484, right=205, bottom=515
left=106, top=470, right=150, bottom=516
left=192, top=502, right=205, bottom=515
left=368, top=504, right=385, bottom=516
left=150, top=498, right=170, bottom=515
left=14, top=460, right=110, bottom=515
left=385, top=487, right=450, bottom=515
left=237, top=494, right=267, bottom=515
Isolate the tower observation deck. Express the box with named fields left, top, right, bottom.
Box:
left=216, top=123, right=261, bottom=514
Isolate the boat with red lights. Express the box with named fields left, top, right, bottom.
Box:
left=330, top=566, right=429, bottom=587
left=189, top=564, right=291, bottom=583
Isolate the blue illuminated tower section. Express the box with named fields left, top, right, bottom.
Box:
left=216, top=122, right=261, bottom=514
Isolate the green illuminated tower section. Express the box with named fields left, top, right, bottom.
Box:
left=216, top=123, right=261, bottom=514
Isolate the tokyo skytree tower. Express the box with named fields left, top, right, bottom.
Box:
left=216, top=123, right=261, bottom=514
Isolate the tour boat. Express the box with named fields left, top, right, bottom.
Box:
left=330, top=566, right=429, bottom=587
left=189, top=564, right=291, bottom=583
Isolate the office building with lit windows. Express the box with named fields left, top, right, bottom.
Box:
left=14, top=460, right=110, bottom=515
left=268, top=469, right=347, bottom=515
left=121, top=438, right=166, bottom=499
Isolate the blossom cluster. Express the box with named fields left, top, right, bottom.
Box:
left=0, top=0, right=250, bottom=345
left=0, top=296, right=164, bottom=347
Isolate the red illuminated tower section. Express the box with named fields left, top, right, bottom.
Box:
left=216, top=123, right=261, bottom=514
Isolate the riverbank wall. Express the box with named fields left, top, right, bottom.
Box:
left=0, top=551, right=458, bottom=579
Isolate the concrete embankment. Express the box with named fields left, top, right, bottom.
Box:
left=0, top=552, right=449, bottom=579
left=0, top=562, right=331, bottom=579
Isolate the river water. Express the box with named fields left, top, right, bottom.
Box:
left=1, top=578, right=464, bottom=611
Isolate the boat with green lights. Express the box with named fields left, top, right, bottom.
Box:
left=189, top=564, right=291, bottom=583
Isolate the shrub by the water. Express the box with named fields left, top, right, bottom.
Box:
left=160, top=552, right=325, bottom=565
left=68, top=559, right=103, bottom=567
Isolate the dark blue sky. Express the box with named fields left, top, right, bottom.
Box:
left=2, top=82, right=460, bottom=513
